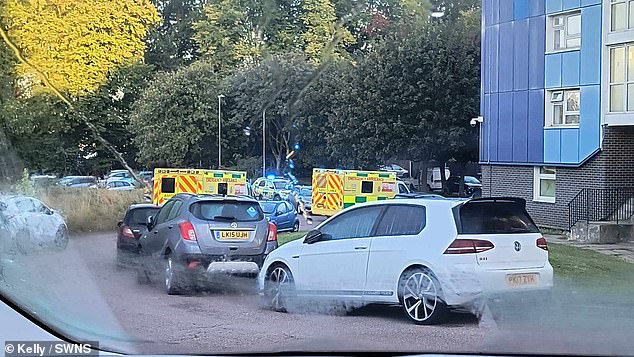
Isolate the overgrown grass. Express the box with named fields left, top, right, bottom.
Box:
left=278, top=231, right=306, bottom=246
left=549, top=243, right=634, bottom=294
left=38, top=188, right=145, bottom=233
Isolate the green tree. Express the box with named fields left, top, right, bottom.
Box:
left=1, top=0, right=160, bottom=96
left=130, top=60, right=242, bottom=167
left=225, top=55, right=315, bottom=173
left=193, top=0, right=355, bottom=69
left=145, top=0, right=208, bottom=70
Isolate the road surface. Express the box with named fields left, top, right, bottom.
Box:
left=1, top=232, right=634, bottom=356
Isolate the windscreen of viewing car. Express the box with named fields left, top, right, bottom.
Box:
left=458, top=201, right=540, bottom=234
left=190, top=201, right=263, bottom=222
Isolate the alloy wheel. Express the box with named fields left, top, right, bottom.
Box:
left=268, top=266, right=292, bottom=311
left=402, top=272, right=438, bottom=322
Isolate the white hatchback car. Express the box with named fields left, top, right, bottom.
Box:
left=258, top=197, right=553, bottom=324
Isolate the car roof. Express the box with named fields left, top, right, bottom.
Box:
left=360, top=197, right=464, bottom=209
left=128, top=203, right=161, bottom=210
left=172, top=193, right=257, bottom=203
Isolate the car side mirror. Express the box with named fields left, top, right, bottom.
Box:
left=117, top=221, right=123, bottom=227
left=146, top=215, right=154, bottom=230
left=276, top=210, right=284, bottom=216
left=304, top=229, right=322, bottom=244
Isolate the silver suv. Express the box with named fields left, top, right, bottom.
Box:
left=137, top=194, right=278, bottom=294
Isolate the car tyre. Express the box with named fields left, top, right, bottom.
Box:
left=164, top=255, right=189, bottom=295
left=15, top=228, right=31, bottom=255
left=54, top=226, right=69, bottom=251
left=399, top=268, right=447, bottom=325
left=264, top=264, right=295, bottom=312
left=258, top=194, right=264, bottom=200
left=273, top=194, right=281, bottom=200
left=293, top=221, right=300, bottom=232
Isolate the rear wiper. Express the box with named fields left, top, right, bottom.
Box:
left=213, top=216, right=236, bottom=221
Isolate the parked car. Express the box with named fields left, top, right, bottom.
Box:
left=106, top=180, right=136, bottom=191
left=116, top=204, right=160, bottom=267
left=57, top=176, right=98, bottom=188
left=0, top=195, right=69, bottom=254
left=259, top=197, right=552, bottom=325
left=137, top=194, right=278, bottom=294
left=446, top=176, right=483, bottom=197
left=296, top=186, right=312, bottom=213
left=139, top=171, right=153, bottom=183
left=252, top=177, right=293, bottom=200
left=259, top=201, right=300, bottom=232
left=379, top=164, right=409, bottom=178
left=106, top=171, right=136, bottom=186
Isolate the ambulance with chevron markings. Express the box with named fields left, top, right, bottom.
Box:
left=311, top=168, right=408, bottom=216
left=152, top=168, right=248, bottom=205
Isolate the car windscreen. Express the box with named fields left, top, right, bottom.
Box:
left=464, top=176, right=480, bottom=184
left=190, top=201, right=264, bottom=222
left=126, top=208, right=159, bottom=226
left=457, top=201, right=540, bottom=234
left=259, top=201, right=278, bottom=214
left=273, top=180, right=289, bottom=189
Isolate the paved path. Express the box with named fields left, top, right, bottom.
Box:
left=545, top=234, right=634, bottom=263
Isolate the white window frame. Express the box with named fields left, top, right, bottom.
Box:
left=546, top=11, right=582, bottom=53
left=533, top=167, right=556, bottom=204
left=608, top=43, right=634, bottom=113
left=545, top=88, right=581, bottom=127
left=609, top=0, right=634, bottom=33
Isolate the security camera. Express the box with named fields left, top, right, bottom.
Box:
left=470, top=116, right=483, bottom=127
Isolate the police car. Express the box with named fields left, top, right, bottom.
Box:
left=252, top=177, right=293, bottom=201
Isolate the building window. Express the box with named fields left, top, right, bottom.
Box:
left=534, top=167, right=556, bottom=203
left=610, top=0, right=634, bottom=32
left=546, top=89, right=580, bottom=127
left=547, top=11, right=581, bottom=52
left=609, top=43, right=634, bottom=112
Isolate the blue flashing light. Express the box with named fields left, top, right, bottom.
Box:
left=266, top=173, right=276, bottom=180
left=289, top=163, right=295, bottom=169
left=294, top=143, right=300, bottom=150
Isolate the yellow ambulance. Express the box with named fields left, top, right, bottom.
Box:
left=311, top=169, right=399, bottom=216
left=152, top=168, right=248, bottom=205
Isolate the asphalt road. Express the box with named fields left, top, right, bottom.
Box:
left=2, top=232, right=634, bottom=356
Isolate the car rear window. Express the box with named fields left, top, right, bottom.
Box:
left=259, top=201, right=277, bottom=214
left=190, top=201, right=264, bottom=222
left=457, top=201, right=540, bottom=234
left=126, top=208, right=159, bottom=225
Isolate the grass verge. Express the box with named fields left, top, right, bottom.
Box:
left=38, top=188, right=145, bottom=233
left=278, top=231, right=306, bottom=246
left=549, top=242, right=634, bottom=294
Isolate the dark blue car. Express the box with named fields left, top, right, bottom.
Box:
left=259, top=201, right=300, bottom=232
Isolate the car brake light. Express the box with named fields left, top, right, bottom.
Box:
left=444, top=239, right=494, bottom=254
left=121, top=225, right=135, bottom=239
left=179, top=221, right=197, bottom=241
left=536, top=237, right=548, bottom=251
left=267, top=222, right=277, bottom=242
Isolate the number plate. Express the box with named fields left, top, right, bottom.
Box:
left=216, top=231, right=250, bottom=240
left=506, top=273, right=539, bottom=287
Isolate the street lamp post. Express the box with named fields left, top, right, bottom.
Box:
left=262, top=109, right=266, bottom=177
left=218, top=94, right=224, bottom=168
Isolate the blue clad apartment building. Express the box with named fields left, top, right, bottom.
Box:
left=480, top=0, right=634, bottom=229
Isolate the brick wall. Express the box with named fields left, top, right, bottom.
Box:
left=482, top=127, right=634, bottom=230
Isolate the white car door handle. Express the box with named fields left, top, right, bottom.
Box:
left=354, top=246, right=368, bottom=250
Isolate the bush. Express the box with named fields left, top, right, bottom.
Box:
left=38, top=188, right=145, bottom=233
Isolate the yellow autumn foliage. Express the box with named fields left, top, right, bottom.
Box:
left=2, top=0, right=159, bottom=97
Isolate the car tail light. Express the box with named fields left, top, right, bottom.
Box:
left=267, top=222, right=277, bottom=242
left=536, top=237, right=548, bottom=251
left=121, top=225, right=135, bottom=239
left=444, top=239, right=495, bottom=254
left=179, top=221, right=197, bottom=241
